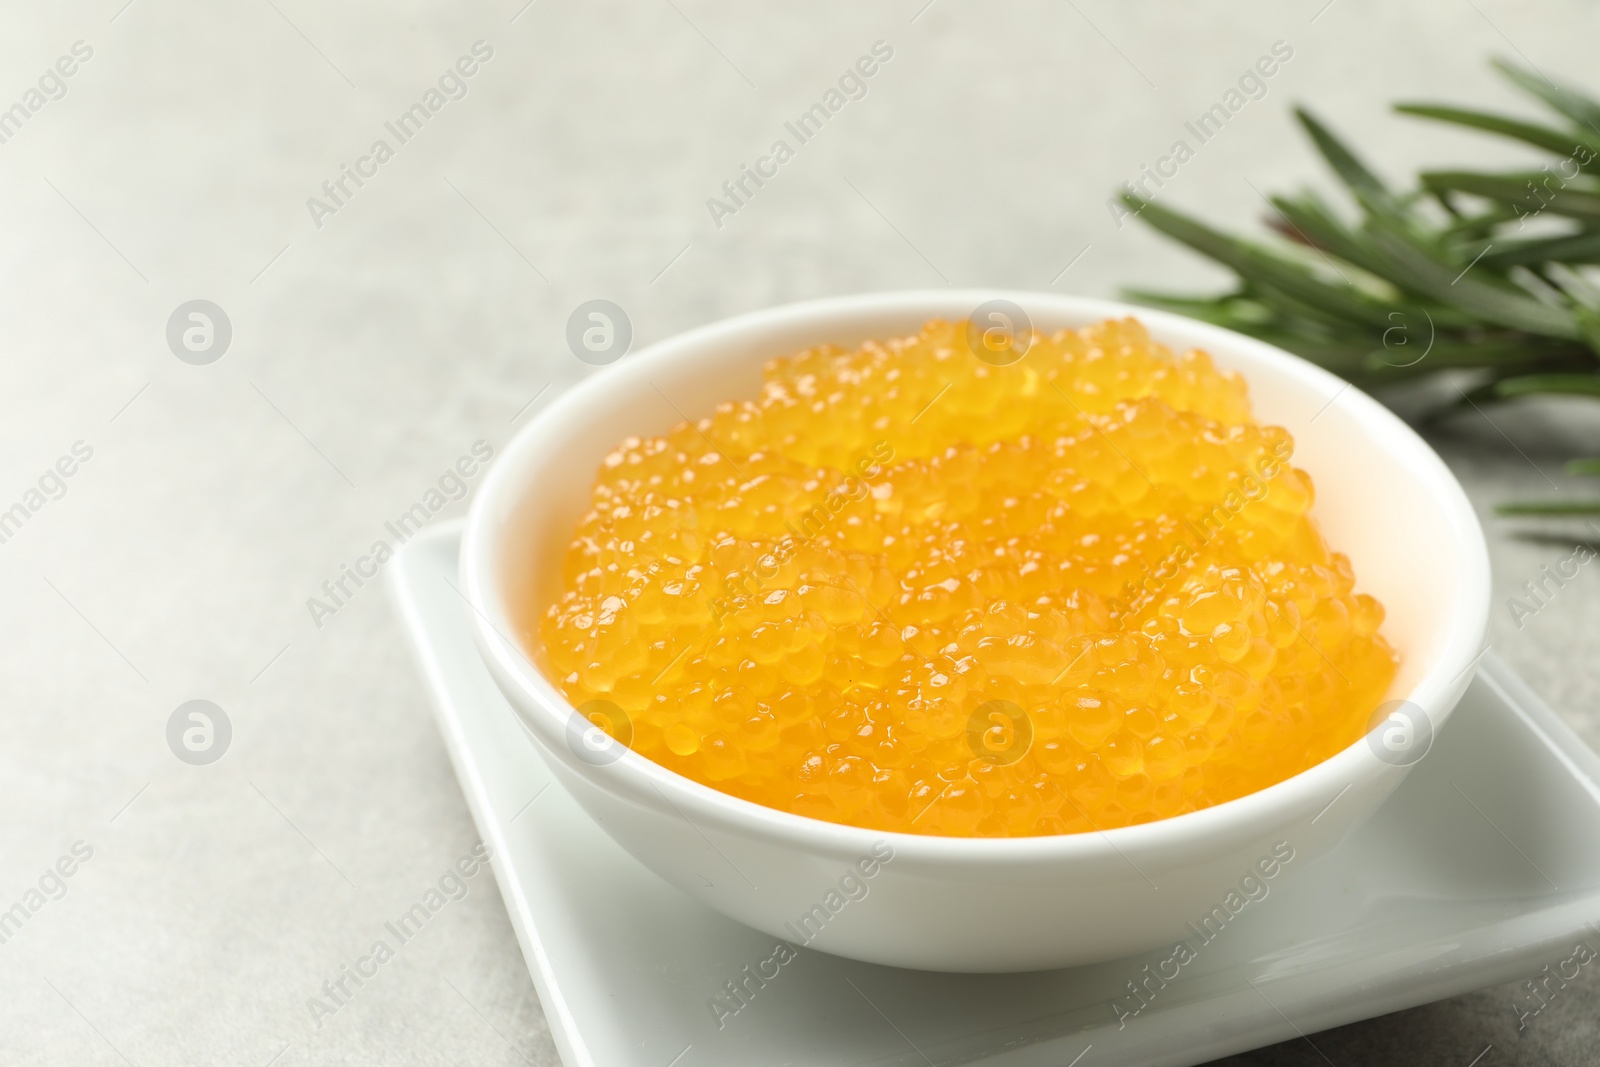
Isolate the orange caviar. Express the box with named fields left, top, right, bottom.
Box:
left=536, top=317, right=1396, bottom=837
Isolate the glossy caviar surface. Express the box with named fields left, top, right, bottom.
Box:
left=536, top=317, right=1397, bottom=837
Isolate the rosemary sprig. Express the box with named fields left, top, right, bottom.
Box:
left=1119, top=58, right=1600, bottom=517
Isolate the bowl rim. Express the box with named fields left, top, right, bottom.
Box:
left=461, top=288, right=1491, bottom=864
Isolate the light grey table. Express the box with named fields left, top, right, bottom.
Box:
left=3, top=2, right=1598, bottom=1064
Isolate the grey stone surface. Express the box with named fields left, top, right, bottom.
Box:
left=2, top=1, right=1597, bottom=1064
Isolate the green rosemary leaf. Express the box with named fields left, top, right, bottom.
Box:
left=1293, top=108, right=1401, bottom=214
left=1248, top=277, right=1391, bottom=334
left=1265, top=191, right=1390, bottom=274
left=1124, top=61, right=1600, bottom=520
left=1260, top=199, right=1491, bottom=331
left=1574, top=305, right=1600, bottom=355
left=1271, top=330, right=1535, bottom=383
left=1117, top=289, right=1240, bottom=314
left=1119, top=194, right=1395, bottom=327
left=1374, top=336, right=1579, bottom=370
left=1395, top=103, right=1600, bottom=160
left=1419, top=170, right=1600, bottom=224
left=1497, top=500, right=1600, bottom=515
left=1480, top=229, right=1600, bottom=268
left=1361, top=215, right=1583, bottom=339
left=1440, top=205, right=1526, bottom=241
left=1162, top=292, right=1356, bottom=348
left=1118, top=289, right=1279, bottom=328
left=1123, top=291, right=1559, bottom=376
left=1546, top=264, right=1600, bottom=313
left=1493, top=58, right=1600, bottom=137
left=1491, top=372, right=1600, bottom=398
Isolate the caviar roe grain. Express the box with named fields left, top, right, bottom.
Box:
left=535, top=318, right=1397, bottom=837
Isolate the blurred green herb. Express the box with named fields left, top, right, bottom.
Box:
left=1120, top=59, right=1600, bottom=517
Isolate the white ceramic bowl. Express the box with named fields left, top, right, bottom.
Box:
left=461, top=290, right=1490, bottom=973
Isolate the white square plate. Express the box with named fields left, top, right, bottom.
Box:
left=391, top=521, right=1600, bottom=1067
